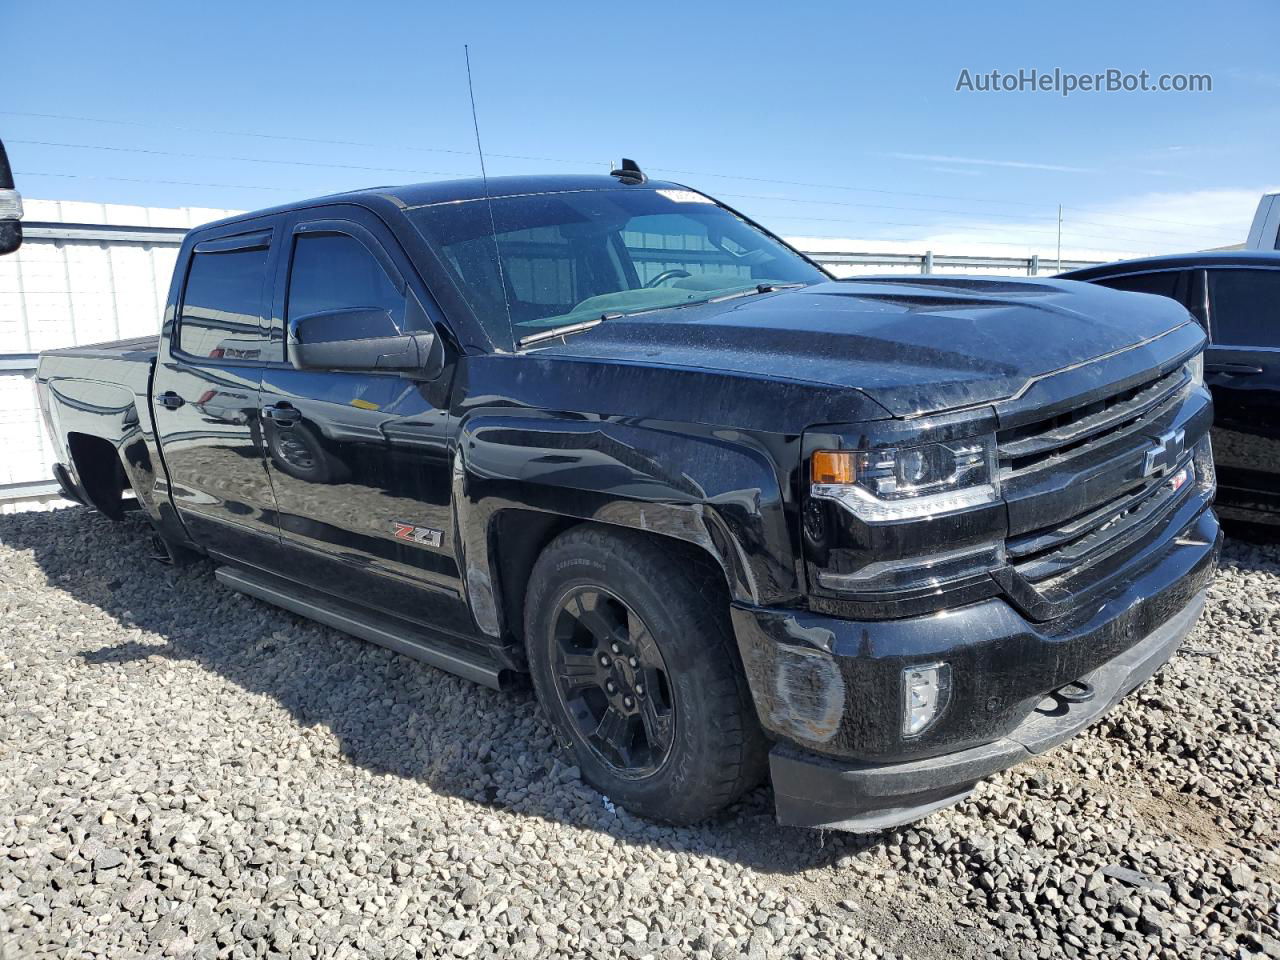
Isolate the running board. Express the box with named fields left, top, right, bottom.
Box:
left=214, top=565, right=505, bottom=690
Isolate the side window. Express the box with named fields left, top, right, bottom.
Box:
left=1208, top=269, right=1280, bottom=347
left=177, top=245, right=271, bottom=361
left=287, top=232, right=406, bottom=342
left=1095, top=271, right=1179, bottom=301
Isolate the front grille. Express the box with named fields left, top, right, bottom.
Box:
left=998, top=367, right=1189, bottom=475
left=1007, top=461, right=1194, bottom=583
left=997, top=365, right=1195, bottom=591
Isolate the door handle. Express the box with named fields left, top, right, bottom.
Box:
left=1205, top=362, right=1263, bottom=376
left=158, top=391, right=185, bottom=410
left=261, top=404, right=302, bottom=424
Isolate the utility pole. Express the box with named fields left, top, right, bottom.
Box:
left=1056, top=204, right=1063, bottom=272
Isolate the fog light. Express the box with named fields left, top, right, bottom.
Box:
left=902, top=663, right=951, bottom=737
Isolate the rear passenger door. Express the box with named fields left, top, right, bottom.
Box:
left=1203, top=267, right=1280, bottom=516
left=258, top=209, right=472, bottom=635
left=152, top=222, right=283, bottom=562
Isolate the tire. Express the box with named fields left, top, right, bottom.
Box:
left=524, top=525, right=767, bottom=824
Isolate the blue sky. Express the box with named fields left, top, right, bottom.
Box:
left=7, top=0, right=1278, bottom=257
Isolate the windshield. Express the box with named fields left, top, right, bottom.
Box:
left=406, top=187, right=825, bottom=351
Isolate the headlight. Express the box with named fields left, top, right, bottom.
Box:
left=1187, top=351, right=1204, bottom=387
left=0, top=188, right=21, bottom=220
left=810, top=437, right=997, bottom=521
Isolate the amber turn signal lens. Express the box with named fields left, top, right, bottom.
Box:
left=812, top=450, right=857, bottom=485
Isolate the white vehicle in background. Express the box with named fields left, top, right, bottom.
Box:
left=1247, top=193, right=1280, bottom=250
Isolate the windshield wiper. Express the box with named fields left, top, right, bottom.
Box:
left=517, top=284, right=810, bottom=348
left=706, top=282, right=809, bottom=304
left=517, top=315, right=615, bottom=349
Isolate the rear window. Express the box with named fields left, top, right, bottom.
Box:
left=1208, top=268, right=1280, bottom=347
left=177, top=244, right=272, bottom=361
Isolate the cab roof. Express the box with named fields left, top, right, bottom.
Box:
left=197, top=174, right=690, bottom=233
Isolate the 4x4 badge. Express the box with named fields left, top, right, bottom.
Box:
left=391, top=522, right=442, bottom=548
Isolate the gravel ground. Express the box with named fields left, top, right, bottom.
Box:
left=1, top=508, right=1277, bottom=960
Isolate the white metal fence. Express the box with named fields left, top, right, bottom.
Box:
left=0, top=206, right=1103, bottom=511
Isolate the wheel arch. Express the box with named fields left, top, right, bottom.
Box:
left=65, top=432, right=132, bottom=520
left=453, top=412, right=802, bottom=652
left=484, top=509, right=739, bottom=660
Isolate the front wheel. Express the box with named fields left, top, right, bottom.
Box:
left=524, top=526, right=766, bottom=824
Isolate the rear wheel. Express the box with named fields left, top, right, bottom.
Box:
left=524, top=526, right=766, bottom=824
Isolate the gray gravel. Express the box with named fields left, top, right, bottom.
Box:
left=1, top=508, right=1277, bottom=960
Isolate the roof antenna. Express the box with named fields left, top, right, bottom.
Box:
left=464, top=44, right=514, bottom=350
left=610, top=158, right=647, bottom=185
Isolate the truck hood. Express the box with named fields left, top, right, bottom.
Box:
left=534, top=277, right=1198, bottom=417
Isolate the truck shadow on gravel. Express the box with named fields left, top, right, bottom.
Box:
left=3, top=507, right=893, bottom=879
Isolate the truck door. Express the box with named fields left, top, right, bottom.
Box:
left=1203, top=266, right=1280, bottom=519
left=257, top=211, right=470, bottom=635
left=151, top=224, right=284, bottom=562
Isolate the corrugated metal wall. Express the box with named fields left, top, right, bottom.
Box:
left=0, top=200, right=1098, bottom=512
left=0, top=200, right=238, bottom=511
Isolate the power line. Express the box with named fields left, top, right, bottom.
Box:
left=1064, top=205, right=1247, bottom=231
left=717, top=191, right=1238, bottom=242
left=760, top=213, right=1184, bottom=249
left=6, top=122, right=1232, bottom=251
left=12, top=172, right=1182, bottom=254
left=15, top=165, right=1169, bottom=250
left=1064, top=210, right=1241, bottom=238
left=15, top=170, right=299, bottom=192
left=14, top=139, right=1229, bottom=247
left=8, top=139, right=474, bottom=179
left=5, top=108, right=1240, bottom=234
left=0, top=110, right=606, bottom=167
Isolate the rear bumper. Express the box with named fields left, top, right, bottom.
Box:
left=731, top=504, right=1220, bottom=831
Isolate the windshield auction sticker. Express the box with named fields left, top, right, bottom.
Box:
left=656, top=189, right=715, bottom=203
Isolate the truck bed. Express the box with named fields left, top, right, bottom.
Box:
left=37, top=334, right=157, bottom=392
left=40, top=334, right=159, bottom=363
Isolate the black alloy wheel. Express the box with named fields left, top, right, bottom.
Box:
left=549, top=586, right=675, bottom=778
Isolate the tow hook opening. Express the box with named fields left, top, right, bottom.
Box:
left=1035, top=678, right=1096, bottom=716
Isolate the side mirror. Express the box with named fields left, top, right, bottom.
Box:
left=290, top=308, right=443, bottom=378
left=0, top=139, right=23, bottom=257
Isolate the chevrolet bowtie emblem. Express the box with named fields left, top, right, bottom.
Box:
left=1143, top=428, right=1186, bottom=477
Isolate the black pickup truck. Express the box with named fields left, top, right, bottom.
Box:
left=37, top=170, right=1220, bottom=831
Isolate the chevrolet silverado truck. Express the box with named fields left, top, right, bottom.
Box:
left=36, top=169, right=1221, bottom=831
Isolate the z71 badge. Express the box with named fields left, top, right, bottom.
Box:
left=391, top=522, right=443, bottom=548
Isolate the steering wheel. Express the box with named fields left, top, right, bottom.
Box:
left=644, top=268, right=692, bottom=288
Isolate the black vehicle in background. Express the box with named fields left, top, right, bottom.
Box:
left=36, top=171, right=1220, bottom=832
left=1062, top=252, right=1280, bottom=527
left=0, top=138, right=24, bottom=255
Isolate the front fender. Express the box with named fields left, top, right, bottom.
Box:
left=454, top=412, right=802, bottom=638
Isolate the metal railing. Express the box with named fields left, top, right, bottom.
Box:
left=808, top=250, right=1101, bottom=275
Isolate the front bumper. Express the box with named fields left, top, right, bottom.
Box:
left=731, top=504, right=1220, bottom=831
